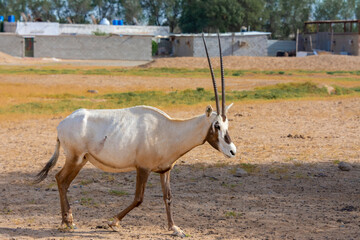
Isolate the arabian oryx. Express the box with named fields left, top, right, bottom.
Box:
left=34, top=33, right=237, bottom=237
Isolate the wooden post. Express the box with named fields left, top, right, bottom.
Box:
left=344, top=22, right=346, bottom=32
left=296, top=29, right=299, bottom=55
left=330, top=29, right=334, bottom=53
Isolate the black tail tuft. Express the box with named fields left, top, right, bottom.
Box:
left=33, top=138, right=60, bottom=184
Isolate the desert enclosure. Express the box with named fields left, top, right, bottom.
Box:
left=0, top=53, right=359, bottom=239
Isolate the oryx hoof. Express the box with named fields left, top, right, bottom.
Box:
left=107, top=219, right=120, bottom=232
left=58, top=222, right=77, bottom=232
left=171, top=225, right=186, bottom=238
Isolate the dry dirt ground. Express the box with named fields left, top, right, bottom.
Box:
left=0, top=55, right=360, bottom=239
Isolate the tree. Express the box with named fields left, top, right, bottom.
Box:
left=279, top=0, right=314, bottom=38
left=121, top=0, right=144, bottom=24
left=52, top=0, right=68, bottom=23
left=92, top=0, right=121, bottom=20
left=141, top=0, right=164, bottom=25
left=263, top=0, right=313, bottom=39
left=163, top=0, right=182, bottom=32
left=238, top=0, right=265, bottom=31
left=0, top=0, right=27, bottom=21
left=314, top=0, right=356, bottom=20
left=180, top=0, right=243, bottom=33
left=67, top=0, right=92, bottom=23
left=27, top=0, right=56, bottom=21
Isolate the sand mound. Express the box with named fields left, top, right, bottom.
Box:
left=147, top=55, right=360, bottom=71
left=0, top=51, right=20, bottom=63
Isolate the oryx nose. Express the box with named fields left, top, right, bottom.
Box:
left=230, top=150, right=235, bottom=156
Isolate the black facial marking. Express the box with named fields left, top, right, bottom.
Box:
left=214, top=121, right=220, bottom=130
left=224, top=131, right=232, bottom=144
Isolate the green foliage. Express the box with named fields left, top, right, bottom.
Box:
left=2, top=0, right=360, bottom=38
left=232, top=71, right=245, bottom=76
left=93, top=29, right=108, bottom=36
left=314, top=0, right=354, bottom=21
left=239, top=163, right=258, bottom=173
left=225, top=211, right=244, bottom=218
left=180, top=0, right=243, bottom=33
left=109, top=190, right=128, bottom=196
left=152, top=40, right=158, bottom=56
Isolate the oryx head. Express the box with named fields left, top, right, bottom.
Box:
left=203, top=33, right=237, bottom=158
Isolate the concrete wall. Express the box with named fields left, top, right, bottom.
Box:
left=193, top=35, right=268, bottom=57
left=60, top=24, right=169, bottom=36
left=171, top=36, right=194, bottom=56
left=3, top=22, right=16, bottom=33
left=0, top=33, right=23, bottom=57
left=267, top=40, right=296, bottom=56
left=34, top=35, right=152, bottom=60
left=0, top=33, right=152, bottom=60
left=172, top=34, right=269, bottom=57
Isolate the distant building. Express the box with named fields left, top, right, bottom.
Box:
left=0, top=21, right=275, bottom=60
left=170, top=32, right=271, bottom=57
left=299, top=20, right=360, bottom=56
left=0, top=22, right=169, bottom=61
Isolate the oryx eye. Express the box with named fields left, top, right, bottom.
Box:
left=214, top=122, right=220, bottom=130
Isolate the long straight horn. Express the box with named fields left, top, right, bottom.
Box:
left=202, top=33, right=220, bottom=115
left=217, top=32, right=225, bottom=119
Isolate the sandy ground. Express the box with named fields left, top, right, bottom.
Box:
left=4, top=50, right=360, bottom=71
left=0, top=98, right=359, bottom=239
left=0, top=53, right=360, bottom=239
left=148, top=55, right=360, bottom=71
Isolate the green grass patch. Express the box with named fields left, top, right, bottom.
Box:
left=0, top=82, right=357, bottom=116
left=3, top=66, right=355, bottom=78
left=109, top=190, right=128, bottom=196
left=225, top=211, right=244, bottom=218
left=231, top=82, right=329, bottom=100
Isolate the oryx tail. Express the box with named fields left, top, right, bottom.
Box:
left=33, top=138, right=60, bottom=184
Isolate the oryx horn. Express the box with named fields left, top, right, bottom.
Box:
left=217, top=32, right=226, bottom=119
left=202, top=33, right=220, bottom=115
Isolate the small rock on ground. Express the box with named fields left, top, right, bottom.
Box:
left=87, top=89, right=99, bottom=94
left=338, top=161, right=352, bottom=171
left=233, top=168, right=248, bottom=177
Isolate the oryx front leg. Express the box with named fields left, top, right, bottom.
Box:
left=108, top=167, right=150, bottom=231
left=55, top=154, right=87, bottom=230
left=160, top=171, right=186, bottom=237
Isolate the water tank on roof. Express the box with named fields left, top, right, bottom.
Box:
left=99, top=18, right=110, bottom=25
left=8, top=15, right=15, bottom=22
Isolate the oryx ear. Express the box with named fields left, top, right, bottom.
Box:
left=225, top=103, right=234, bottom=115
left=205, top=105, right=213, bottom=117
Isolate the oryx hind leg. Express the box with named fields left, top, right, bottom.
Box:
left=160, top=171, right=186, bottom=237
left=108, top=167, right=150, bottom=231
left=55, top=152, right=87, bottom=229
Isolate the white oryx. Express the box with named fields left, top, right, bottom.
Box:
left=35, top=33, right=237, bottom=237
